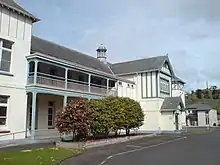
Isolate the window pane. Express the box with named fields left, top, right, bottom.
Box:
left=48, top=120, right=52, bottom=126
left=0, top=59, right=10, bottom=72
left=0, top=118, right=6, bottom=125
left=48, top=108, right=53, bottom=114
left=0, top=107, right=6, bottom=116
left=0, top=96, right=8, bottom=103
left=48, top=115, right=52, bottom=120
left=2, top=50, right=11, bottom=61
left=3, top=39, right=13, bottom=49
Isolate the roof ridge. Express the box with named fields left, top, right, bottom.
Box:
left=32, top=35, right=109, bottom=66
left=0, top=0, right=39, bottom=22
left=112, top=55, right=167, bottom=65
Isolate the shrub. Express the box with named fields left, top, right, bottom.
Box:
left=88, top=99, right=112, bottom=137
left=88, top=96, right=144, bottom=137
left=120, top=97, right=144, bottom=135
left=55, top=98, right=90, bottom=141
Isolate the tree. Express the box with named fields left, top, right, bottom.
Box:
left=215, top=100, right=220, bottom=115
left=195, top=89, right=202, bottom=99
left=55, top=98, right=90, bottom=141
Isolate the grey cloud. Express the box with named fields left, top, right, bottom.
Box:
left=146, top=0, right=220, bottom=22
left=189, top=33, right=209, bottom=41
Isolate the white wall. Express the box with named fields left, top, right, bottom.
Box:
left=0, top=7, right=33, bottom=140
left=117, top=74, right=136, bottom=100
left=159, top=112, right=175, bottom=131
left=197, top=111, right=206, bottom=126
left=139, top=98, right=164, bottom=131
left=140, top=72, right=159, bottom=98
left=209, top=109, right=218, bottom=126
left=27, top=94, right=63, bottom=130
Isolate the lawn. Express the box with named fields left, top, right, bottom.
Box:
left=0, top=147, right=84, bottom=165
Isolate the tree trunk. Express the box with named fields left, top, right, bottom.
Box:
left=126, top=129, right=130, bottom=136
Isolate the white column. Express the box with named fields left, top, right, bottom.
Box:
left=26, top=61, right=30, bottom=84
left=88, top=74, right=91, bottom=93
left=107, top=78, right=109, bottom=93
left=63, top=95, right=67, bottom=107
left=65, top=68, right=68, bottom=89
left=34, top=60, right=38, bottom=84
left=31, top=91, right=37, bottom=139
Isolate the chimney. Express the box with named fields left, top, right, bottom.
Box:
left=96, top=44, right=107, bottom=64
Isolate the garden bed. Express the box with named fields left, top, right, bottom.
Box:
left=62, top=132, right=149, bottom=142
left=0, top=147, right=84, bottom=165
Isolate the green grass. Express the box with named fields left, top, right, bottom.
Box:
left=0, top=147, right=84, bottom=165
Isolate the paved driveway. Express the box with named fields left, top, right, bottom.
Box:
left=61, top=130, right=220, bottom=165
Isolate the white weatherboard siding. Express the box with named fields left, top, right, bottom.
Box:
left=161, top=65, right=171, bottom=75
left=0, top=6, right=32, bottom=140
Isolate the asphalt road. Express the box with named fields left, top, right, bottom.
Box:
left=62, top=130, right=220, bottom=165
left=104, top=131, right=220, bottom=165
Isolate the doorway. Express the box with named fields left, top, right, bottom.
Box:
left=175, top=113, right=179, bottom=130
left=48, top=101, right=55, bottom=129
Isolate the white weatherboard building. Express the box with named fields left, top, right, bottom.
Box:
left=0, top=1, right=186, bottom=141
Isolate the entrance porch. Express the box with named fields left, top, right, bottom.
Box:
left=26, top=90, right=100, bottom=140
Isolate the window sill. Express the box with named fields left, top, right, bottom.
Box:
left=0, top=130, right=10, bottom=134
left=0, top=71, right=13, bottom=77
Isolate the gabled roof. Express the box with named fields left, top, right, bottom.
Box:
left=161, top=97, right=184, bottom=112
left=186, top=103, right=212, bottom=111
left=31, top=36, right=114, bottom=75
left=111, top=55, right=170, bottom=75
left=0, top=0, right=39, bottom=22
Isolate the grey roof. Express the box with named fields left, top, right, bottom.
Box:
left=31, top=36, right=113, bottom=75
left=161, top=97, right=184, bottom=112
left=0, top=0, right=39, bottom=22
left=186, top=103, right=212, bottom=111
left=172, top=75, right=185, bottom=84
left=111, top=55, right=171, bottom=75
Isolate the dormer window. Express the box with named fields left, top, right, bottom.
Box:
left=0, top=39, right=13, bottom=73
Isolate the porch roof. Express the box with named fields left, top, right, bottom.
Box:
left=161, top=97, right=184, bottom=112
left=186, top=103, right=212, bottom=111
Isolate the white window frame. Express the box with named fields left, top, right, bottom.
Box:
left=0, top=39, right=13, bottom=73
left=0, top=96, right=9, bottom=128
left=160, top=78, right=170, bottom=97
left=48, top=101, right=55, bottom=128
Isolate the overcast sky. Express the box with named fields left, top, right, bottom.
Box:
left=18, top=0, right=220, bottom=91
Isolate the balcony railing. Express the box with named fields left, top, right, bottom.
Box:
left=27, top=73, right=117, bottom=96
